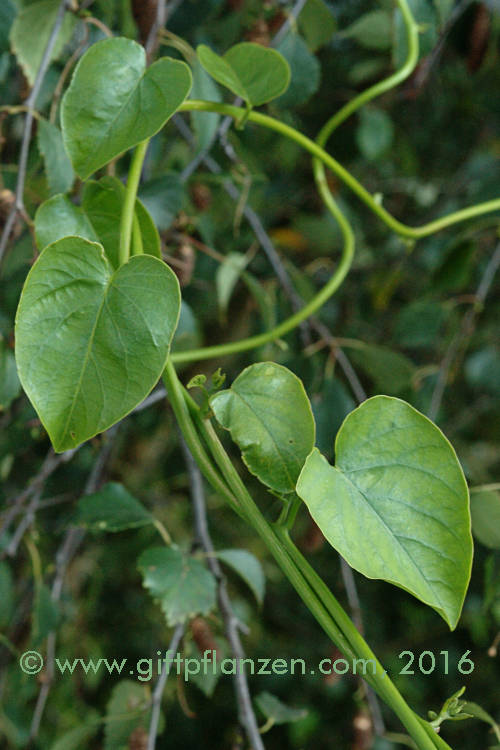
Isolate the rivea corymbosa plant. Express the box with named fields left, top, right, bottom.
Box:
left=8, top=1, right=500, bottom=748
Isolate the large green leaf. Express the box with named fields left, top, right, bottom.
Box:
left=76, top=483, right=154, bottom=533
left=35, top=178, right=161, bottom=267
left=138, top=546, right=216, bottom=626
left=197, top=42, right=290, bottom=107
left=61, top=38, right=192, bottom=179
left=15, top=237, right=180, bottom=452
left=210, top=362, right=315, bottom=494
left=296, top=396, right=472, bottom=629
left=9, top=0, right=78, bottom=85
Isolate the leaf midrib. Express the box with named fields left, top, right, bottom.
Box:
left=58, top=266, right=114, bottom=447
left=338, top=467, right=446, bottom=612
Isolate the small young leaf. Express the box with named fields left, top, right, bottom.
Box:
left=296, top=396, right=472, bottom=629
left=138, top=546, right=216, bottom=626
left=255, top=692, right=307, bottom=725
left=0, top=340, right=21, bottom=411
left=61, top=38, right=192, bottom=179
left=9, top=0, right=78, bottom=85
left=187, top=373, right=207, bottom=389
left=15, top=237, right=181, bottom=452
left=37, top=119, right=74, bottom=196
left=470, top=490, right=500, bottom=549
left=211, top=362, right=315, bottom=494
left=218, top=549, right=265, bottom=605
left=76, top=483, right=153, bottom=533
left=197, top=42, right=290, bottom=107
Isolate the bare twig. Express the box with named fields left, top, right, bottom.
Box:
left=428, top=242, right=500, bottom=421
left=0, top=448, right=77, bottom=547
left=147, top=623, right=185, bottom=750
left=180, top=436, right=265, bottom=750
left=145, top=0, right=168, bottom=62
left=0, top=0, right=70, bottom=266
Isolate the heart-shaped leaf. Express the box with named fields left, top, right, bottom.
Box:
left=15, top=236, right=180, bottom=452
left=210, top=362, right=315, bottom=494
left=138, top=546, right=216, bottom=626
left=197, top=42, right=290, bottom=107
left=61, top=38, right=192, bottom=179
left=35, top=177, right=161, bottom=267
left=296, top=396, right=472, bottom=629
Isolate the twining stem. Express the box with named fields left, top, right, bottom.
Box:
left=118, top=139, right=149, bottom=266
left=162, top=361, right=243, bottom=519
left=173, top=96, right=500, bottom=365
left=165, top=365, right=443, bottom=750
left=171, top=189, right=353, bottom=363
left=315, top=0, right=418, bottom=154
left=178, top=101, right=500, bottom=240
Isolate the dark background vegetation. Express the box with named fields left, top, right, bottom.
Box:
left=0, top=0, right=499, bottom=748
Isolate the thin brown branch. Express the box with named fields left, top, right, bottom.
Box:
left=28, top=428, right=117, bottom=742
left=179, top=436, right=265, bottom=750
